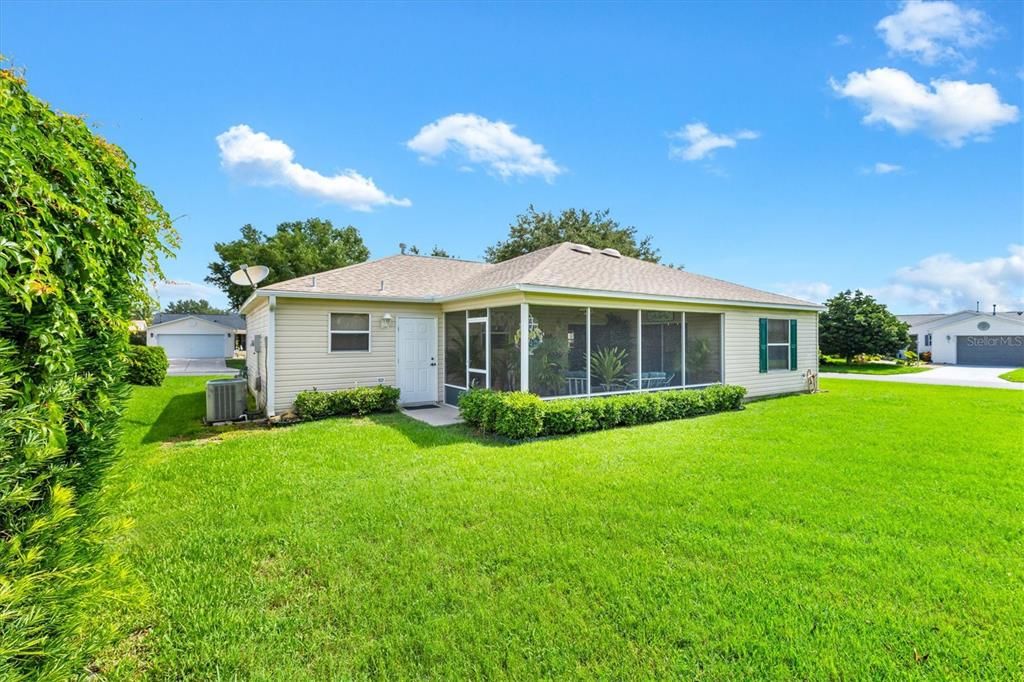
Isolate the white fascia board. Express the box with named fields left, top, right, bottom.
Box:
left=507, top=284, right=826, bottom=312
left=252, top=289, right=435, bottom=304
left=255, top=283, right=824, bottom=312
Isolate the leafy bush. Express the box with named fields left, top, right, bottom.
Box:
left=294, top=385, right=401, bottom=419
left=541, top=399, right=596, bottom=435
left=492, top=392, right=544, bottom=439
left=920, top=351, right=932, bottom=363
left=461, top=385, right=747, bottom=439
left=0, top=67, right=176, bottom=677
left=125, top=345, right=169, bottom=385
left=458, top=389, right=501, bottom=428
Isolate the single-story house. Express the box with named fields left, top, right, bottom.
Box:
left=147, top=313, right=246, bottom=359
left=241, top=243, right=823, bottom=416
left=898, top=310, right=1024, bottom=366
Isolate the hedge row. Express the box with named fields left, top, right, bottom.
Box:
left=460, top=384, right=747, bottom=440
left=294, top=385, right=401, bottom=419
left=1, top=67, right=176, bottom=677
left=125, top=345, right=169, bottom=386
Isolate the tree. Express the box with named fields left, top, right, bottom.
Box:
left=131, top=294, right=159, bottom=321
left=400, top=243, right=454, bottom=258
left=165, top=298, right=227, bottom=315
left=820, top=290, right=911, bottom=362
left=1, top=66, right=175, bottom=676
left=485, top=206, right=659, bottom=263
left=207, top=218, right=369, bottom=309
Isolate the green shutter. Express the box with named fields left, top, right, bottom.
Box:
left=758, top=318, right=768, bottom=373
left=789, top=319, right=798, bottom=370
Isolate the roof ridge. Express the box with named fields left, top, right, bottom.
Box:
left=396, top=253, right=485, bottom=265
left=517, top=242, right=574, bottom=283
left=260, top=254, right=411, bottom=291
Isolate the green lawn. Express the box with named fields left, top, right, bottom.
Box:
left=97, top=377, right=1023, bottom=679
left=820, top=359, right=932, bottom=375
left=225, top=357, right=245, bottom=370
left=999, top=368, right=1024, bottom=383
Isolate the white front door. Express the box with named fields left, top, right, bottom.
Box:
left=396, top=317, right=438, bottom=404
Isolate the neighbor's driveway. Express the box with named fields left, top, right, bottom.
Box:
left=167, top=358, right=237, bottom=376
left=821, top=365, right=1023, bottom=390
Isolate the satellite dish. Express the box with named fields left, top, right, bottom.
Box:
left=230, top=264, right=270, bottom=287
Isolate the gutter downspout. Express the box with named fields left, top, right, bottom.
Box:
left=267, top=295, right=277, bottom=417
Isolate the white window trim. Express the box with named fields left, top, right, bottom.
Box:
left=924, top=334, right=932, bottom=347
left=766, top=318, right=791, bottom=372
left=327, top=312, right=371, bottom=353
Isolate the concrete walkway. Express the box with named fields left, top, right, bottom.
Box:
left=400, top=404, right=463, bottom=426
left=168, top=358, right=238, bottom=376
left=821, top=365, right=1023, bottom=390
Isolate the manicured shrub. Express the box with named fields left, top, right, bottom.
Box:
left=294, top=385, right=400, bottom=420
left=461, top=385, right=747, bottom=439
left=458, top=389, right=502, bottom=429
left=699, top=384, right=746, bottom=412
left=492, top=392, right=544, bottom=440
left=0, top=67, right=176, bottom=677
left=125, top=345, right=169, bottom=386
left=541, top=399, right=596, bottom=435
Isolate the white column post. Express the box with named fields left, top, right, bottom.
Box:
left=519, top=302, right=529, bottom=393
left=585, top=307, right=591, bottom=395
left=636, top=309, right=643, bottom=392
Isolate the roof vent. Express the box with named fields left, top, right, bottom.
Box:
left=570, top=244, right=592, bottom=255
left=600, top=247, right=622, bottom=258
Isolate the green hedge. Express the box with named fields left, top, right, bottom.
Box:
left=125, top=345, right=169, bottom=386
left=0, top=67, right=176, bottom=677
left=460, top=384, right=747, bottom=439
left=294, top=385, right=401, bottom=419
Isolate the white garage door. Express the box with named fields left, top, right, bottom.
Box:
left=157, top=334, right=224, bottom=359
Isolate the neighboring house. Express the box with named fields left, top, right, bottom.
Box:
left=147, top=313, right=246, bottom=359
left=898, top=311, right=1024, bottom=366
left=241, top=242, right=823, bottom=416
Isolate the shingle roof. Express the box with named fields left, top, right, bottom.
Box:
left=898, top=311, right=1024, bottom=328
left=263, top=255, right=489, bottom=297
left=152, top=313, right=246, bottom=329
left=257, top=243, right=821, bottom=309
left=897, top=313, right=950, bottom=327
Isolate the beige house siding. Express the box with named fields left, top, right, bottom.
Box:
left=273, top=298, right=443, bottom=413
left=244, top=298, right=271, bottom=409
left=723, top=309, right=818, bottom=398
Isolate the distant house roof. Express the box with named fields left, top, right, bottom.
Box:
left=898, top=310, right=1024, bottom=330
left=151, top=313, right=246, bottom=330
left=249, top=242, right=821, bottom=311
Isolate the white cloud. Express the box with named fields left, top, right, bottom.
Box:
left=834, top=34, right=852, bottom=46
left=876, top=0, right=993, bottom=66
left=863, top=162, right=904, bottom=174
left=669, top=122, right=760, bottom=161
left=406, top=113, right=563, bottom=181
left=873, top=245, right=1024, bottom=312
left=775, top=281, right=832, bottom=304
left=216, top=124, right=411, bottom=211
left=830, top=67, right=1018, bottom=146
left=153, top=279, right=229, bottom=308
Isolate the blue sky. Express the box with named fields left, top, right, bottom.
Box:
left=3, top=1, right=1022, bottom=312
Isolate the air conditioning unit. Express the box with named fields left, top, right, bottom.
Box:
left=206, top=377, right=247, bottom=423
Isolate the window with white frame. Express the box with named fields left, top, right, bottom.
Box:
left=766, top=319, right=790, bottom=370
left=924, top=334, right=932, bottom=347
left=329, top=313, right=370, bottom=352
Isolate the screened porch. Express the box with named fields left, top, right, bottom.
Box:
left=443, top=304, right=723, bottom=405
